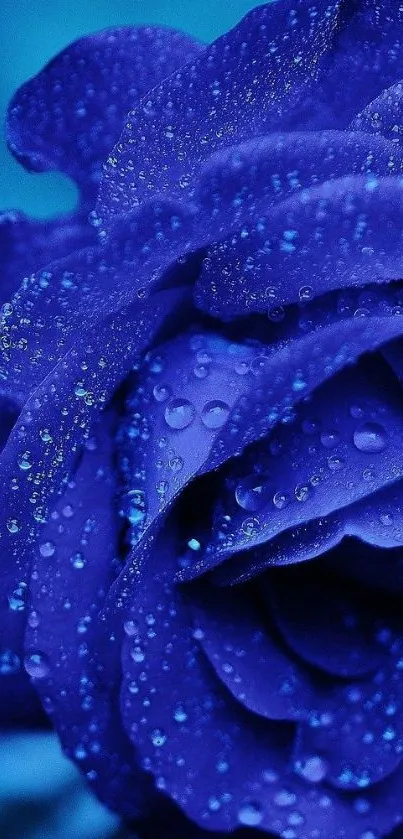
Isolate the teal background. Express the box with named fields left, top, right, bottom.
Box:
left=0, top=0, right=259, bottom=219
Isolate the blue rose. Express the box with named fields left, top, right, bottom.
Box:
left=2, top=2, right=403, bottom=837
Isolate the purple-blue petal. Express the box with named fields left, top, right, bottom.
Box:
left=24, top=410, right=147, bottom=815
left=0, top=210, right=95, bottom=303
left=97, top=0, right=346, bottom=225
left=7, top=27, right=204, bottom=207
left=199, top=357, right=403, bottom=568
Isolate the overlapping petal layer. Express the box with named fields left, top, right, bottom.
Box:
left=3, top=3, right=403, bottom=839
left=7, top=26, right=203, bottom=208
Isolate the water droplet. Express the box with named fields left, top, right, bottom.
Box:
left=39, top=541, right=56, bottom=558
left=150, top=728, right=167, bottom=747
left=28, top=611, right=41, bottom=629
left=208, top=796, right=221, bottom=812
left=350, top=404, right=364, bottom=419
left=8, top=582, right=28, bottom=612
left=234, top=360, right=250, bottom=376
left=6, top=518, right=20, bottom=534
left=173, top=704, right=188, bottom=723
left=295, top=755, right=328, bottom=783
left=241, top=516, right=260, bottom=537
left=153, top=384, right=171, bottom=402
left=353, top=422, right=387, bottom=453
left=130, top=646, right=145, bottom=663
left=194, top=363, right=209, bottom=379
left=235, top=475, right=272, bottom=511
left=18, top=451, right=33, bottom=471
left=327, top=455, right=344, bottom=471
left=320, top=430, right=339, bottom=449
left=40, top=428, right=53, bottom=443
left=271, top=491, right=288, bottom=510
left=298, top=285, right=314, bottom=302
left=124, top=619, right=138, bottom=637
left=238, top=801, right=263, bottom=826
left=295, top=484, right=313, bottom=502
left=274, top=790, right=297, bottom=808
left=164, top=399, right=196, bottom=430
left=70, top=551, right=86, bottom=569
left=201, top=400, right=230, bottom=429
left=24, top=651, right=50, bottom=679
left=187, top=538, right=201, bottom=551
left=169, top=455, right=184, bottom=472
left=292, top=373, right=307, bottom=392
left=0, top=650, right=20, bottom=675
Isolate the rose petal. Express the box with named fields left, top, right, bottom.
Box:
left=114, top=524, right=403, bottom=838
left=190, top=583, right=319, bottom=721
left=195, top=142, right=403, bottom=318
left=197, top=356, right=403, bottom=569
left=97, top=0, right=347, bottom=225
left=0, top=211, right=95, bottom=304
left=117, top=331, right=261, bottom=545
left=24, top=410, right=147, bottom=816
left=351, top=80, right=403, bottom=145
left=0, top=289, right=187, bottom=739
left=265, top=563, right=392, bottom=679
left=7, top=27, right=203, bottom=207
left=295, top=640, right=403, bottom=792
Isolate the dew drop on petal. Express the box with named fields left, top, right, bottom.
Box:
left=24, top=651, right=50, bottom=679
left=295, top=755, right=328, bottom=783
left=320, top=430, right=339, bottom=449
left=39, top=541, right=56, bottom=558
left=295, top=484, right=313, bottom=502
left=173, top=704, right=188, bottom=723
left=0, top=651, right=20, bottom=675
left=150, top=728, right=167, bottom=747
left=8, top=582, right=28, bottom=612
left=353, top=422, right=388, bottom=453
left=164, top=398, right=196, bottom=430
left=6, top=518, right=21, bottom=534
left=238, top=801, right=263, bottom=826
left=153, top=384, right=171, bottom=402
left=70, top=551, right=86, bottom=569
left=18, top=451, right=33, bottom=471
left=273, top=491, right=290, bottom=509
left=241, top=516, right=260, bottom=537
left=235, top=475, right=272, bottom=511
left=201, top=400, right=230, bottom=429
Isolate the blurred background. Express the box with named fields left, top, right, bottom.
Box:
left=0, top=1, right=258, bottom=837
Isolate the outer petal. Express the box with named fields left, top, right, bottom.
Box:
left=0, top=211, right=96, bottom=303
left=97, top=0, right=347, bottom=224
left=7, top=27, right=204, bottom=208
left=23, top=410, right=148, bottom=817
left=351, top=80, right=403, bottom=145
left=0, top=289, right=187, bottom=738
left=97, top=0, right=403, bottom=226
left=6, top=143, right=403, bottom=402
left=195, top=144, right=403, bottom=318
